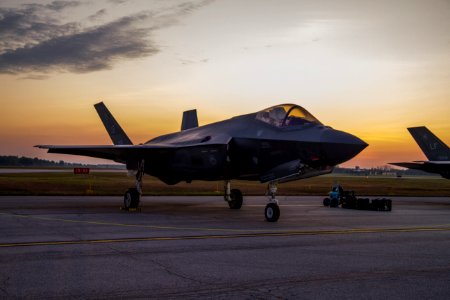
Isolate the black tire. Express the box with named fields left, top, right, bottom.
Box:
left=371, top=199, right=381, bottom=211
left=227, top=189, right=243, bottom=209
left=356, top=198, right=370, bottom=210
left=124, top=188, right=140, bottom=209
left=330, top=198, right=339, bottom=208
left=386, top=199, right=392, bottom=211
left=323, top=198, right=331, bottom=206
left=265, top=203, right=280, bottom=222
left=379, top=199, right=392, bottom=211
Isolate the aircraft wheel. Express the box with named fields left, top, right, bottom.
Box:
left=323, top=198, right=330, bottom=206
left=228, top=189, right=243, bottom=209
left=265, top=203, right=280, bottom=222
left=124, top=188, right=140, bottom=209
left=386, top=199, right=392, bottom=211
left=330, top=198, right=339, bottom=208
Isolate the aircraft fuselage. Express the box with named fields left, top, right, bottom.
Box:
left=144, top=113, right=366, bottom=184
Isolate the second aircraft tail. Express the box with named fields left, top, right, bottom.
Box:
left=408, top=126, right=449, bottom=161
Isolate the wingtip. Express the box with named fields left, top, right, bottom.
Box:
left=407, top=126, right=426, bottom=131
left=94, top=101, right=104, bottom=107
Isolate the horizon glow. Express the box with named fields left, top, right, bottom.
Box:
left=0, top=0, right=449, bottom=168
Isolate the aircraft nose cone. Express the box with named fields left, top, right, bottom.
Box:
left=320, top=129, right=368, bottom=165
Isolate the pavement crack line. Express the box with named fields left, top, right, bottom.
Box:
left=147, top=258, right=206, bottom=285
left=133, top=265, right=450, bottom=299
left=103, top=244, right=206, bottom=285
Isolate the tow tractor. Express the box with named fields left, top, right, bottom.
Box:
left=323, top=184, right=392, bottom=211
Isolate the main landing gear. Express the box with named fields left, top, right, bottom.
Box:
left=123, top=160, right=144, bottom=210
left=265, top=181, right=280, bottom=222
left=224, top=180, right=281, bottom=222
left=224, top=180, right=243, bottom=209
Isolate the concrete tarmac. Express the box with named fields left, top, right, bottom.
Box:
left=0, top=195, right=449, bottom=299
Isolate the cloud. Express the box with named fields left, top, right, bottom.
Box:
left=179, top=58, right=208, bottom=65
left=21, top=1, right=83, bottom=12
left=19, top=74, right=50, bottom=80
left=0, top=0, right=213, bottom=75
left=44, top=1, right=82, bottom=11
left=0, top=2, right=82, bottom=58
left=0, top=13, right=158, bottom=74
left=88, top=9, right=107, bottom=22
left=107, top=0, right=129, bottom=4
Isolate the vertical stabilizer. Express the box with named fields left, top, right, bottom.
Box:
left=181, top=109, right=198, bottom=131
left=408, top=126, right=449, bottom=161
left=94, top=102, right=133, bottom=145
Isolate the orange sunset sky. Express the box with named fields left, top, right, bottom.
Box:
left=0, top=0, right=449, bottom=168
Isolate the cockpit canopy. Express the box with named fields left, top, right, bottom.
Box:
left=255, top=104, right=322, bottom=128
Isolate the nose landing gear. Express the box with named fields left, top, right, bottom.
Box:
left=265, top=181, right=280, bottom=222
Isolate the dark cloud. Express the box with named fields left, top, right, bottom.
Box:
left=88, top=9, right=107, bottom=22
left=0, top=13, right=157, bottom=74
left=0, top=0, right=213, bottom=75
left=21, top=1, right=82, bottom=12
left=0, top=3, right=81, bottom=55
left=45, top=1, right=82, bottom=11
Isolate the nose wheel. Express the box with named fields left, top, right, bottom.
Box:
left=265, top=202, right=280, bottom=222
left=265, top=181, right=280, bottom=222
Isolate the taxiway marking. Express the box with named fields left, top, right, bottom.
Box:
left=1, top=211, right=450, bottom=248
left=3, top=211, right=450, bottom=233
left=1, top=226, right=450, bottom=248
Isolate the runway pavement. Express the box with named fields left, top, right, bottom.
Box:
left=0, top=195, right=449, bottom=299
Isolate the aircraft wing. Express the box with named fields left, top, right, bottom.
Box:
left=389, top=160, right=450, bottom=179
left=35, top=145, right=168, bottom=162
left=389, top=162, right=427, bottom=170
left=390, top=161, right=450, bottom=168
left=35, top=142, right=229, bottom=163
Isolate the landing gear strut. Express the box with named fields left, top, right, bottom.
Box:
left=265, top=181, right=280, bottom=222
left=123, top=160, right=144, bottom=210
left=224, top=180, right=243, bottom=209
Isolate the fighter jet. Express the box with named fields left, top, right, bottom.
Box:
left=37, top=102, right=367, bottom=221
left=390, top=126, right=450, bottom=179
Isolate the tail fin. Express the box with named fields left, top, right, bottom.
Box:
left=408, top=126, right=449, bottom=161
left=181, top=109, right=198, bottom=131
left=94, top=102, right=133, bottom=145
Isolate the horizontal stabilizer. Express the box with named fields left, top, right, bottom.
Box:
left=181, top=109, right=198, bottom=131
left=94, top=102, right=133, bottom=145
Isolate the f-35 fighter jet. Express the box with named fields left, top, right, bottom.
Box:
left=37, top=102, right=367, bottom=222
